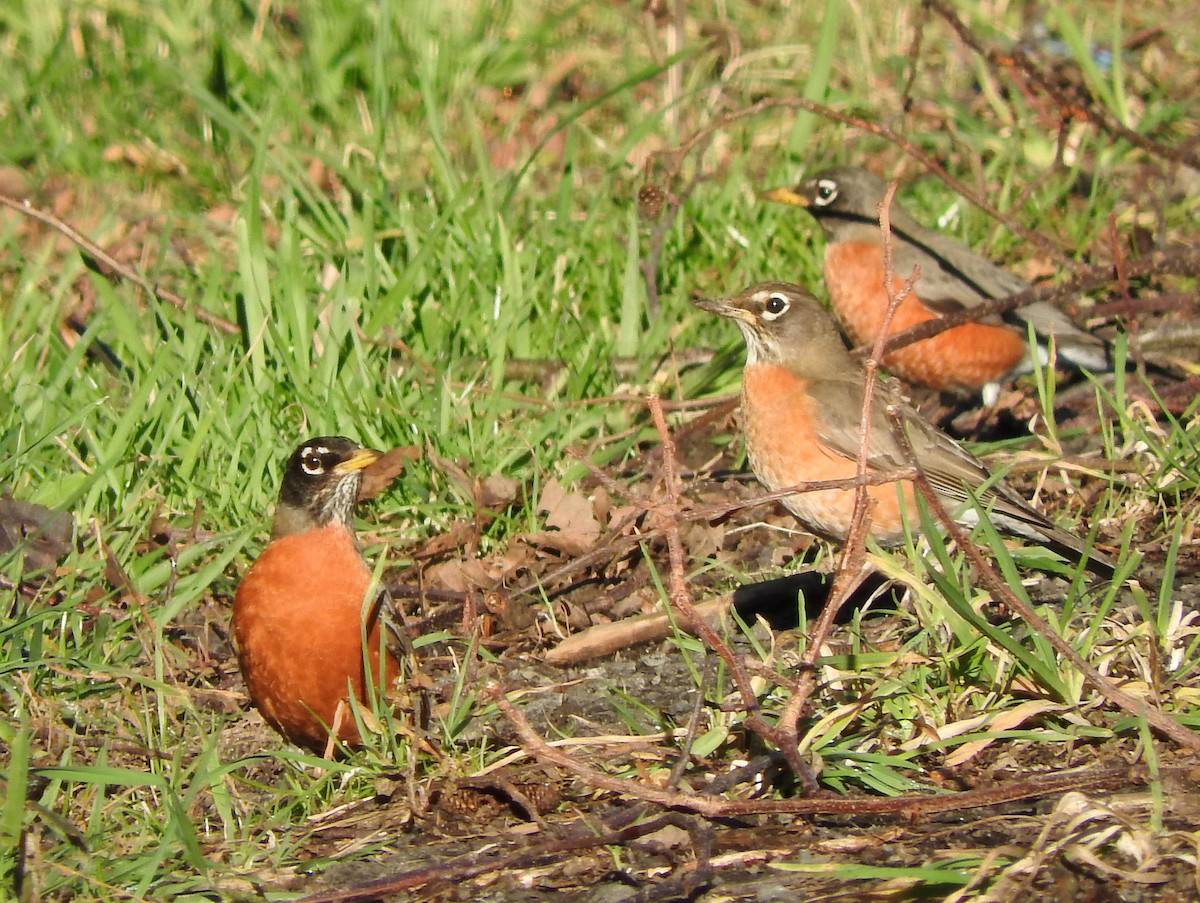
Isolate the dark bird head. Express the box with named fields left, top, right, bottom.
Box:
left=762, top=165, right=891, bottom=225
left=271, top=436, right=381, bottom=538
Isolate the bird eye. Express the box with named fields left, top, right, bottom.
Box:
left=761, top=292, right=790, bottom=320
left=813, top=179, right=838, bottom=205
left=299, top=448, right=326, bottom=476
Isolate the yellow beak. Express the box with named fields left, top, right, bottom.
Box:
left=761, top=185, right=809, bottom=206
left=332, top=447, right=382, bottom=475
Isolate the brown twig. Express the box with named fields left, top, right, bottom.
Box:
left=924, top=0, right=1200, bottom=171
left=885, top=408, right=1200, bottom=756
left=780, top=181, right=923, bottom=752
left=0, top=193, right=241, bottom=334
left=643, top=395, right=725, bottom=791
left=544, top=593, right=736, bottom=665
left=899, top=3, right=930, bottom=113
left=491, top=684, right=1149, bottom=818
left=644, top=396, right=823, bottom=787
left=667, top=655, right=716, bottom=790
left=660, top=95, right=1082, bottom=269
left=872, top=246, right=1200, bottom=359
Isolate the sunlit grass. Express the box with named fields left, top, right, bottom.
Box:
left=2, top=0, right=1198, bottom=898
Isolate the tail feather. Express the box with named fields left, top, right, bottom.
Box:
left=989, top=510, right=1116, bottom=577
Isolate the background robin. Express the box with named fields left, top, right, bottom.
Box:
left=233, top=436, right=401, bottom=751
left=695, top=281, right=1114, bottom=575
left=763, top=166, right=1109, bottom=396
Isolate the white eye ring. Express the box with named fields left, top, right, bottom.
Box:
left=761, top=292, right=790, bottom=320
left=299, top=447, right=326, bottom=476
left=814, top=178, right=838, bottom=206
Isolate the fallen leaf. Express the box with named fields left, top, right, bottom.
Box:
left=427, top=449, right=518, bottom=510
left=358, top=445, right=420, bottom=500
left=536, top=478, right=601, bottom=554
left=0, top=495, right=72, bottom=575
left=477, top=474, right=519, bottom=510
left=427, top=557, right=497, bottom=593
left=427, top=540, right=534, bottom=593
left=0, top=165, right=32, bottom=198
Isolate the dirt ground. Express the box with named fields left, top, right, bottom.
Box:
left=180, top=374, right=1200, bottom=902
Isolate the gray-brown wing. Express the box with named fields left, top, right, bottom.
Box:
left=805, top=376, right=1056, bottom=531
left=897, top=222, right=1108, bottom=368
left=804, top=375, right=1114, bottom=573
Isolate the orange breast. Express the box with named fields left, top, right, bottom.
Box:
left=824, top=241, right=1026, bottom=390
left=233, top=523, right=398, bottom=750
left=741, top=364, right=915, bottom=544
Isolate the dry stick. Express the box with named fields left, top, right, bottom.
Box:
left=294, top=807, right=694, bottom=903
left=924, top=0, right=1200, bottom=171
left=886, top=412, right=1200, bottom=756
left=875, top=246, right=1200, bottom=359
left=661, top=96, right=1080, bottom=269
left=544, top=594, right=737, bottom=666
left=779, top=182, right=922, bottom=746
left=764, top=489, right=874, bottom=758
left=663, top=0, right=685, bottom=138
left=899, top=2, right=930, bottom=113
left=490, top=684, right=1148, bottom=819
left=643, top=396, right=820, bottom=786
left=0, top=193, right=241, bottom=335
left=667, top=654, right=716, bottom=791
left=644, top=395, right=730, bottom=789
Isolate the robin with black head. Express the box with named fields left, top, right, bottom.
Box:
left=233, top=436, right=401, bottom=751
left=764, top=166, right=1108, bottom=396
left=695, top=281, right=1114, bottom=575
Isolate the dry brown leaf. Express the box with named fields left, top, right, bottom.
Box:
left=606, top=504, right=645, bottom=532
left=426, top=544, right=532, bottom=593
left=358, top=444, right=420, bottom=500
left=682, top=519, right=725, bottom=559
left=536, top=477, right=601, bottom=554
left=478, top=474, right=520, bottom=510
left=427, top=557, right=498, bottom=593
left=427, top=449, right=519, bottom=511
left=0, top=166, right=32, bottom=198
left=0, top=495, right=72, bottom=575
left=101, top=140, right=187, bottom=175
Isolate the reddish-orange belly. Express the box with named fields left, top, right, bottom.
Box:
left=825, top=241, right=1026, bottom=389
left=741, top=363, right=915, bottom=543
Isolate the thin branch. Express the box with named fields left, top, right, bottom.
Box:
left=780, top=180, right=922, bottom=748
left=491, top=683, right=1151, bottom=818
left=644, top=396, right=817, bottom=784
left=0, top=193, right=241, bottom=334
left=924, top=0, right=1200, bottom=170
left=872, top=246, right=1200, bottom=358
left=886, top=407, right=1200, bottom=756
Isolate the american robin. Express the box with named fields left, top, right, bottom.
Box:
left=694, top=282, right=1114, bottom=574
left=233, top=437, right=401, bottom=751
left=763, top=166, right=1109, bottom=394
